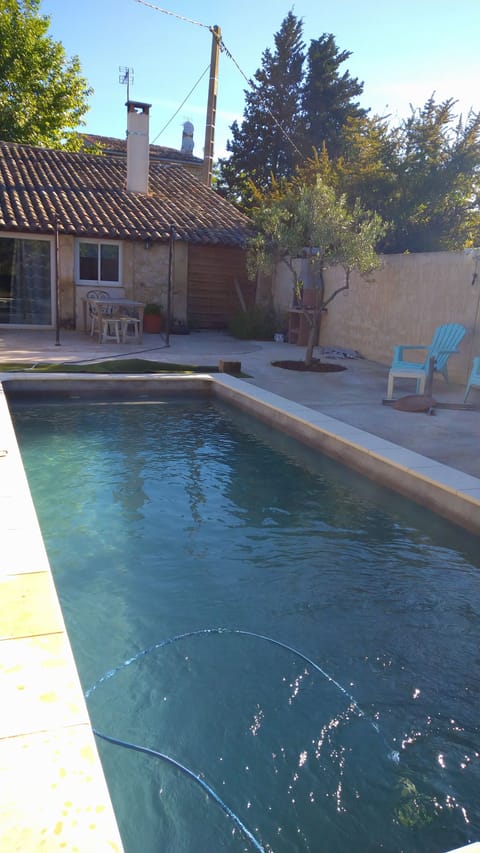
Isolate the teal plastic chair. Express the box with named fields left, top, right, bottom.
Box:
left=386, top=323, right=466, bottom=399
left=464, top=356, right=480, bottom=402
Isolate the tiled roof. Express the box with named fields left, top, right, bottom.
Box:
left=0, top=141, right=252, bottom=247
left=81, top=133, right=203, bottom=165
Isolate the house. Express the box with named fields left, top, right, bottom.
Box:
left=81, top=120, right=204, bottom=179
left=0, top=101, right=254, bottom=331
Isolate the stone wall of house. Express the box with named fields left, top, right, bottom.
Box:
left=123, top=241, right=170, bottom=310
left=273, top=250, right=480, bottom=384
left=62, top=237, right=189, bottom=331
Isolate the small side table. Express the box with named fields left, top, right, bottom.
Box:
left=287, top=309, right=315, bottom=346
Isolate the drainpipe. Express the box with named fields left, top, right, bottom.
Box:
left=166, top=225, right=175, bottom=347
left=55, top=220, right=60, bottom=346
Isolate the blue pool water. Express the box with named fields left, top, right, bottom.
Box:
left=11, top=396, right=480, bottom=853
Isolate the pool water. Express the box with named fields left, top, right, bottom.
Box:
left=11, top=397, right=480, bottom=853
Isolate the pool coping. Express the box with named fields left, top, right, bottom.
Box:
left=0, top=377, right=125, bottom=852
left=213, top=374, right=480, bottom=536
left=1, top=371, right=479, bottom=853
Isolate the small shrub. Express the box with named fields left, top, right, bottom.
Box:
left=228, top=307, right=279, bottom=340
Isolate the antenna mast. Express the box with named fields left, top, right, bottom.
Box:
left=119, top=66, right=134, bottom=101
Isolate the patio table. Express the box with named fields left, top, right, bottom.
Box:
left=82, top=297, right=145, bottom=344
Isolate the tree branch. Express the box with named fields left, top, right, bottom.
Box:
left=322, top=268, right=350, bottom=309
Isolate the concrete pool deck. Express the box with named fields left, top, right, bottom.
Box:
left=1, top=326, right=479, bottom=479
left=1, top=326, right=479, bottom=853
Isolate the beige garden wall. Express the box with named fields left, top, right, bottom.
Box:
left=273, top=250, right=480, bottom=384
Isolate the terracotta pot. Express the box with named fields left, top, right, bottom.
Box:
left=143, top=313, right=163, bottom=334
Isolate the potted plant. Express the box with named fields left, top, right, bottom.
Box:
left=143, top=303, right=164, bottom=334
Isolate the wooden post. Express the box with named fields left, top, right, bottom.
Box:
left=424, top=356, right=435, bottom=396
left=165, top=224, right=175, bottom=347
left=219, top=360, right=241, bottom=375
left=203, top=25, right=221, bottom=188
left=54, top=220, right=61, bottom=346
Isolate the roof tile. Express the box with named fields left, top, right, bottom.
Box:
left=0, top=141, right=252, bottom=247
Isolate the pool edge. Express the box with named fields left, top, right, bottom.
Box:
left=0, top=378, right=126, bottom=853
left=211, top=374, right=480, bottom=536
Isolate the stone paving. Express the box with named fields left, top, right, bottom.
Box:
left=1, top=327, right=479, bottom=479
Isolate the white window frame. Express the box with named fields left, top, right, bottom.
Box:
left=75, top=238, right=122, bottom=287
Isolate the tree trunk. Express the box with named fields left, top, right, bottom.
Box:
left=304, top=267, right=324, bottom=366
left=304, top=310, right=322, bottom=366
left=304, top=323, right=316, bottom=366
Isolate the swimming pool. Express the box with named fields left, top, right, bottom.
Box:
left=11, top=394, right=480, bottom=853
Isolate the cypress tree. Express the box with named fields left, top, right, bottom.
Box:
left=217, top=12, right=306, bottom=203
left=302, top=33, right=367, bottom=159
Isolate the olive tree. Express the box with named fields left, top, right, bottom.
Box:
left=248, top=177, right=386, bottom=365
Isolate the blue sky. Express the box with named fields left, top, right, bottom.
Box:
left=40, top=0, right=480, bottom=159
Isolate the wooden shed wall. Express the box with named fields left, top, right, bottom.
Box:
left=187, top=246, right=254, bottom=329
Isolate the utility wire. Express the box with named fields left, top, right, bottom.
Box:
left=151, top=63, right=210, bottom=144
left=134, top=0, right=210, bottom=29
left=219, top=38, right=254, bottom=91
left=133, top=0, right=304, bottom=158
left=219, top=36, right=304, bottom=158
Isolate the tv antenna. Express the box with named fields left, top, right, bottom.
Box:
left=119, top=66, right=134, bottom=101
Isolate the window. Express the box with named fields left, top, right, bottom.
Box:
left=77, top=240, right=121, bottom=285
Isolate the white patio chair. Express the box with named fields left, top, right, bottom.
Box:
left=98, top=304, right=123, bottom=343
left=119, top=312, right=142, bottom=343
left=86, top=289, right=110, bottom=337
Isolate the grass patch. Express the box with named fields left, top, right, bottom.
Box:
left=0, top=359, right=220, bottom=375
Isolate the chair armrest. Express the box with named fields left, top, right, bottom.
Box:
left=393, top=344, right=428, bottom=361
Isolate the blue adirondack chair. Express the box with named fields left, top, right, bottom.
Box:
left=386, top=323, right=466, bottom=399
left=464, top=356, right=480, bottom=402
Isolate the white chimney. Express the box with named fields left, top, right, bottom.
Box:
left=181, top=121, right=194, bottom=157
left=126, top=100, right=151, bottom=194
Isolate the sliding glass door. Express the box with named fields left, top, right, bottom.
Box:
left=0, top=236, right=53, bottom=326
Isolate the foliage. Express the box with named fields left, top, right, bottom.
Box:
left=329, top=114, right=399, bottom=214
left=297, top=98, right=480, bottom=253
left=216, top=8, right=480, bottom=252
left=216, top=13, right=364, bottom=207
left=217, top=12, right=305, bottom=204
left=228, top=306, right=280, bottom=341
left=387, top=97, right=480, bottom=252
left=248, top=176, right=385, bottom=364
left=394, top=777, right=435, bottom=828
left=144, top=302, right=163, bottom=315
left=0, top=0, right=92, bottom=149
left=248, top=176, right=385, bottom=287
left=302, top=34, right=367, bottom=160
